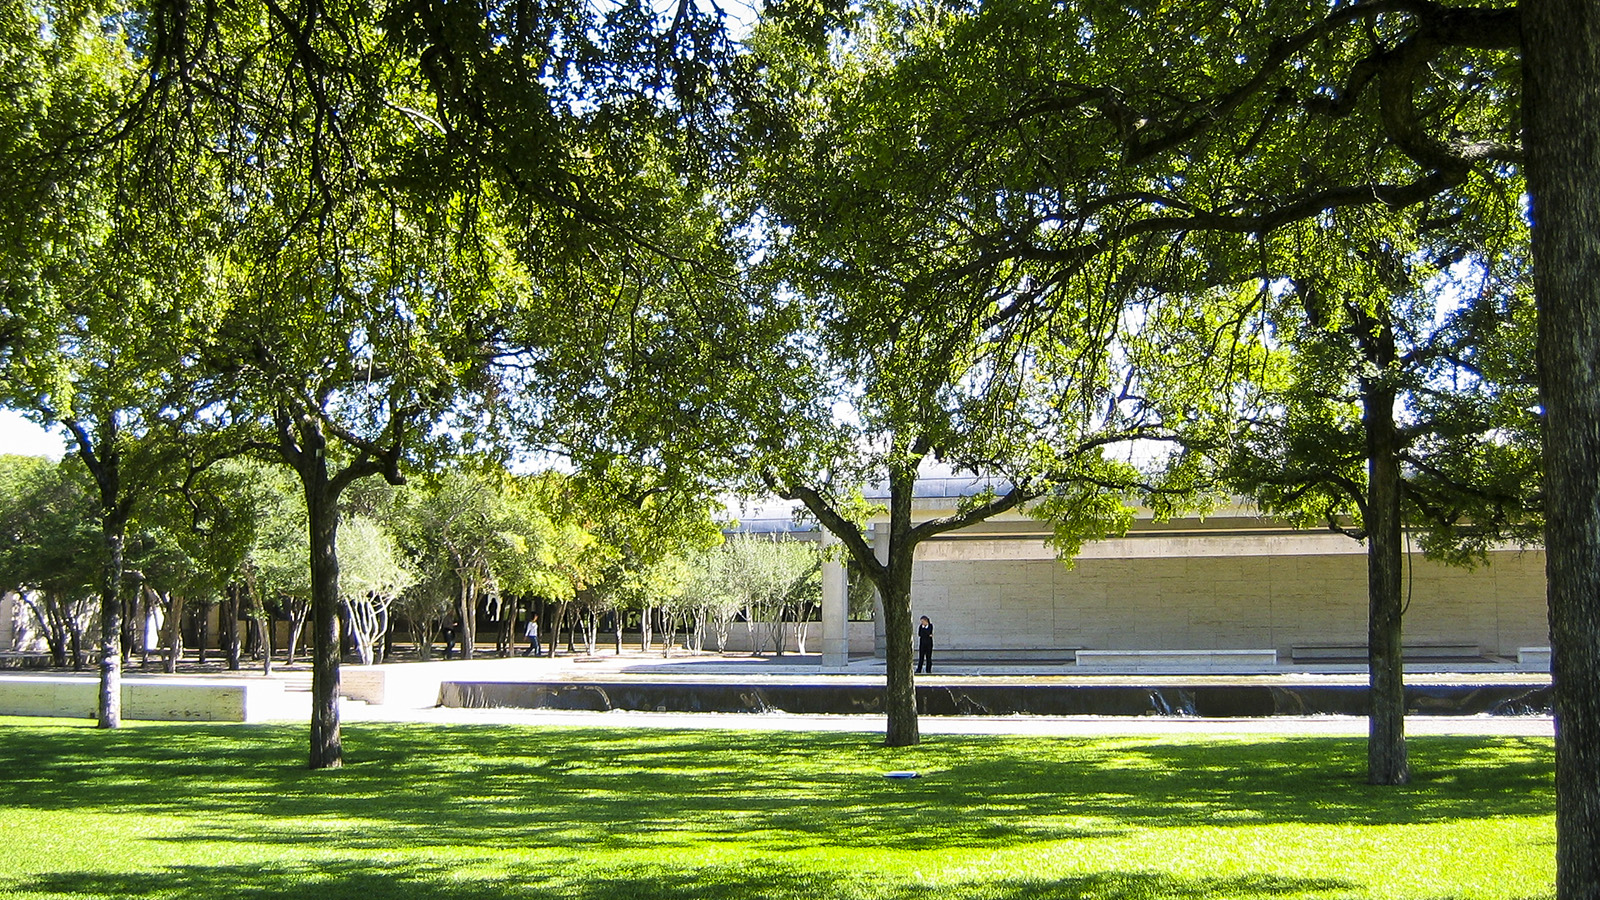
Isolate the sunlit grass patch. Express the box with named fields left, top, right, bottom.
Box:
left=0, top=720, right=1553, bottom=899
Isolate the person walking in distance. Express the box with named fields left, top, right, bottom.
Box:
left=522, top=612, right=542, bottom=657
left=916, top=616, right=934, bottom=674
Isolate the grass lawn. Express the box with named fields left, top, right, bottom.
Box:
left=0, top=719, right=1553, bottom=900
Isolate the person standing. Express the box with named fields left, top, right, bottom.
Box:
left=442, top=615, right=459, bottom=660
left=916, top=615, right=934, bottom=674
left=522, top=612, right=542, bottom=657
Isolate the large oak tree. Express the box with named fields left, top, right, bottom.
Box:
left=0, top=0, right=226, bottom=726
left=1230, top=208, right=1539, bottom=785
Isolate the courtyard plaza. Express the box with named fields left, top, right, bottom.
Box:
left=263, top=650, right=1554, bottom=737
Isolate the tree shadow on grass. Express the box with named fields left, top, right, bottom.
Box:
left=11, top=858, right=1368, bottom=900
left=924, top=734, right=1554, bottom=832
left=0, top=723, right=1554, bottom=858
left=13, top=859, right=526, bottom=900
left=565, top=866, right=1371, bottom=900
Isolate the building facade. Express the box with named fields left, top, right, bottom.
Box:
left=900, top=512, right=1547, bottom=662
left=798, top=482, right=1549, bottom=669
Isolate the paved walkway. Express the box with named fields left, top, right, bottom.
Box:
left=3, top=652, right=1552, bottom=735
left=342, top=703, right=1554, bottom=737
left=355, top=649, right=1552, bottom=684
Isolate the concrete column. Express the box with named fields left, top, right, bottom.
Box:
left=0, top=592, right=14, bottom=650
left=820, top=531, right=849, bottom=671
left=872, top=524, right=890, bottom=658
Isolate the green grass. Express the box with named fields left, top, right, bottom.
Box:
left=0, top=718, right=1553, bottom=899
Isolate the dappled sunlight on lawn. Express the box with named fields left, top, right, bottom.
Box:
left=0, top=722, right=1555, bottom=900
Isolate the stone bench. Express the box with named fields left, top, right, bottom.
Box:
left=938, top=648, right=1080, bottom=662
left=341, top=664, right=449, bottom=708
left=1074, top=649, right=1279, bottom=668
left=1518, top=646, right=1552, bottom=671
left=0, top=675, right=289, bottom=722
left=1290, top=642, right=1481, bottom=662
left=0, top=651, right=53, bottom=670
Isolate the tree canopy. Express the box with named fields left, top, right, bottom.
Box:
left=9, top=0, right=1600, bottom=892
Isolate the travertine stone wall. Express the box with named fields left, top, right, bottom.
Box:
left=0, top=675, right=286, bottom=721
left=910, top=535, right=1548, bottom=657
left=1, top=593, right=14, bottom=651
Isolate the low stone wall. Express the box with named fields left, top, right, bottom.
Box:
left=438, top=678, right=1554, bottom=718
left=1076, top=648, right=1280, bottom=669
left=526, top=621, right=877, bottom=657
left=0, top=675, right=287, bottom=722
left=1519, top=647, right=1552, bottom=671
left=341, top=666, right=447, bottom=708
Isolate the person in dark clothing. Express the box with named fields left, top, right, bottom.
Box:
left=442, top=616, right=459, bottom=660
left=916, top=616, right=934, bottom=674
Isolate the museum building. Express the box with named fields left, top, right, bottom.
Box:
left=781, top=478, right=1550, bottom=671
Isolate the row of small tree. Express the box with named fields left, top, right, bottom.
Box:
left=0, top=452, right=828, bottom=669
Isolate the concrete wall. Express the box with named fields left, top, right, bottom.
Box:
left=1, top=592, right=15, bottom=651
left=1, top=591, right=51, bottom=655
left=0, top=675, right=288, bottom=722
left=909, top=534, right=1547, bottom=658
left=595, top=621, right=876, bottom=656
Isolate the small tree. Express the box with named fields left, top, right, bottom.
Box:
left=168, top=458, right=304, bottom=672
left=0, top=456, right=104, bottom=669
left=392, top=469, right=564, bottom=660
left=711, top=535, right=822, bottom=656
left=681, top=546, right=741, bottom=654
left=337, top=515, right=416, bottom=666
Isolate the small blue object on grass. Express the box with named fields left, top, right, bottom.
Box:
left=883, top=771, right=919, bottom=779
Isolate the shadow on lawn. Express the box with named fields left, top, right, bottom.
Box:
left=0, top=722, right=1554, bottom=858
left=567, top=866, right=1368, bottom=900
left=16, top=858, right=1368, bottom=900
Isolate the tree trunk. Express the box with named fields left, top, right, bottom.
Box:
left=496, top=600, right=513, bottom=657
left=138, top=584, right=153, bottom=669
left=96, top=517, right=124, bottom=727
left=880, top=465, right=920, bottom=747
left=163, top=591, right=183, bottom=674
left=457, top=575, right=478, bottom=660
left=765, top=601, right=786, bottom=655
left=550, top=600, right=568, bottom=657
left=120, top=591, right=136, bottom=665
left=285, top=601, right=306, bottom=665
left=259, top=612, right=274, bottom=676
left=89, top=456, right=126, bottom=728
left=295, top=431, right=345, bottom=771
left=62, top=419, right=129, bottom=725
left=1523, top=5, right=1600, bottom=894
left=584, top=608, right=600, bottom=655
left=18, top=593, right=65, bottom=667
left=879, top=573, right=918, bottom=747
left=70, top=612, right=85, bottom=670
left=795, top=604, right=811, bottom=655
left=1363, top=376, right=1408, bottom=785
left=281, top=409, right=353, bottom=768
left=660, top=608, right=677, bottom=657
left=196, top=598, right=213, bottom=665
left=223, top=583, right=242, bottom=671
